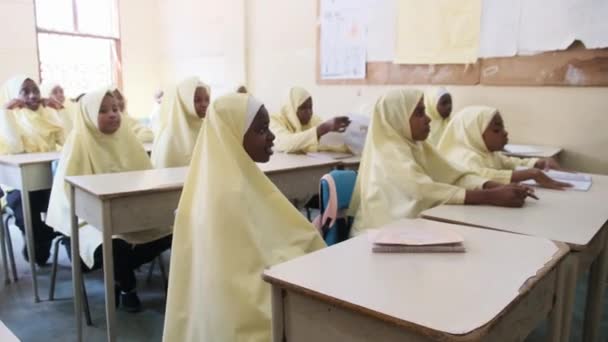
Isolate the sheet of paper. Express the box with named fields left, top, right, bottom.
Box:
left=394, top=0, right=482, bottom=64
left=373, top=220, right=465, bottom=246
left=320, top=0, right=367, bottom=79
left=478, top=0, right=521, bottom=58
left=521, top=170, right=592, bottom=191
left=365, top=0, right=397, bottom=61
left=307, top=152, right=354, bottom=160
left=518, top=0, right=608, bottom=55
left=504, top=144, right=541, bottom=155
left=342, top=113, right=370, bottom=155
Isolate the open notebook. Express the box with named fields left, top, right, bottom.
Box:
left=371, top=220, right=465, bottom=253
left=521, top=170, right=592, bottom=191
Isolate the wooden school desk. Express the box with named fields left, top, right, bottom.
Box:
left=422, top=173, right=608, bottom=342
left=263, top=219, right=570, bottom=342
left=66, top=154, right=339, bottom=341
left=503, top=144, right=562, bottom=159
left=0, top=320, right=19, bottom=342
left=0, top=151, right=60, bottom=302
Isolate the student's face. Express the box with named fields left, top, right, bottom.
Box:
left=409, top=97, right=431, bottom=141
left=482, top=113, right=509, bottom=152
left=51, top=86, right=66, bottom=104
left=243, top=106, right=275, bottom=163
left=20, top=79, right=41, bottom=111
left=98, top=94, right=122, bottom=134
left=296, top=97, right=313, bottom=125
left=436, top=93, right=452, bottom=119
left=194, top=86, right=210, bottom=118
left=112, top=89, right=126, bottom=112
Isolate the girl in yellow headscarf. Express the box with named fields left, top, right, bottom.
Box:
left=163, top=93, right=325, bottom=341
left=111, top=88, right=155, bottom=143
left=45, top=87, right=172, bottom=312
left=40, top=80, right=78, bottom=136
left=1, top=75, right=65, bottom=266
left=270, top=86, right=351, bottom=153
left=424, top=87, right=452, bottom=146
left=151, top=77, right=210, bottom=168
left=437, top=106, right=569, bottom=188
left=348, top=89, right=534, bottom=235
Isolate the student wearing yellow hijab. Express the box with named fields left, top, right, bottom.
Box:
left=437, top=106, right=568, bottom=188
left=0, top=75, right=65, bottom=265
left=40, top=81, right=78, bottom=135
left=111, top=88, right=155, bottom=143
left=45, top=88, right=172, bottom=312
left=424, top=87, right=452, bottom=146
left=163, top=93, right=325, bottom=341
left=270, top=86, right=351, bottom=153
left=348, top=89, right=533, bottom=235
left=151, top=77, right=210, bottom=168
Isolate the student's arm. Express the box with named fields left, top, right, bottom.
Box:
left=510, top=168, right=571, bottom=189
left=464, top=184, right=528, bottom=207
left=270, top=116, right=318, bottom=153
left=0, top=109, right=24, bottom=154
left=499, top=154, right=538, bottom=170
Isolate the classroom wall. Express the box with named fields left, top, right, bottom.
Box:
left=0, top=0, right=40, bottom=83
left=247, top=0, right=608, bottom=174
left=156, top=0, right=247, bottom=98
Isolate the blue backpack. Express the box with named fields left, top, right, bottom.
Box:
left=313, top=170, right=357, bottom=246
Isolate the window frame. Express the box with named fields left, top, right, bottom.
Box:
left=33, top=0, right=123, bottom=90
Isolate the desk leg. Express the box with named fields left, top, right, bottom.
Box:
left=560, top=254, right=578, bottom=342
left=0, top=212, right=10, bottom=284
left=548, top=258, right=567, bottom=342
left=70, top=185, right=83, bottom=342
left=271, top=286, right=285, bottom=342
left=21, top=190, right=40, bottom=302
left=101, top=201, right=117, bottom=342
left=583, top=239, right=608, bottom=342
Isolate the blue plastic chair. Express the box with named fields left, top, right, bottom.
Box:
left=315, top=170, right=357, bottom=246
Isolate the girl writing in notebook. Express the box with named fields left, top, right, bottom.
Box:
left=270, top=86, right=351, bottom=153
left=437, top=106, right=568, bottom=188
left=151, top=77, right=210, bottom=168
left=112, top=88, right=155, bottom=143
left=424, top=87, right=453, bottom=146
left=163, top=93, right=325, bottom=341
left=0, top=75, right=65, bottom=266
left=348, top=89, right=534, bottom=236
left=45, top=88, right=172, bottom=312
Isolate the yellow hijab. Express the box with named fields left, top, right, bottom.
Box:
left=424, top=87, right=451, bottom=146
left=348, top=89, right=486, bottom=235
left=163, top=93, right=325, bottom=342
left=46, top=88, right=169, bottom=255
left=0, top=75, right=64, bottom=154
left=40, top=80, right=76, bottom=135
left=437, top=106, right=536, bottom=184
left=151, top=77, right=208, bottom=168
left=278, top=86, right=320, bottom=132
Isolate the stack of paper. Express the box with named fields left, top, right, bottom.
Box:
left=371, top=221, right=465, bottom=253
left=522, top=170, right=592, bottom=191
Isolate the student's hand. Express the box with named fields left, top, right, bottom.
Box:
left=531, top=169, right=571, bottom=190
left=486, top=184, right=529, bottom=207
left=4, top=99, right=26, bottom=110
left=482, top=181, right=503, bottom=189
left=317, top=116, right=351, bottom=137
left=42, top=98, right=64, bottom=110
left=535, top=158, right=560, bottom=170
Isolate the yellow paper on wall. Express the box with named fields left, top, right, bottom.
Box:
left=394, top=0, right=481, bottom=64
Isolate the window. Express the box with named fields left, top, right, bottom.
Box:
left=34, top=0, right=121, bottom=97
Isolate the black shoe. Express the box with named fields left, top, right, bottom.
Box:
left=120, top=291, right=142, bottom=313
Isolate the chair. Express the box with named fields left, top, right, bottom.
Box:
left=313, top=170, right=357, bottom=246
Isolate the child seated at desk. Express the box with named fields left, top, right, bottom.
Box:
left=45, top=88, right=172, bottom=312
left=437, top=106, right=568, bottom=189
left=424, top=87, right=453, bottom=146
left=0, top=75, right=65, bottom=266
left=270, top=86, right=351, bottom=153
left=163, top=93, right=325, bottom=341
left=348, top=89, right=533, bottom=236
left=151, top=77, right=210, bottom=168
left=112, top=88, right=155, bottom=143
left=40, top=81, right=78, bottom=136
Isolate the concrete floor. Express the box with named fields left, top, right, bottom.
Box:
left=1, top=224, right=607, bottom=342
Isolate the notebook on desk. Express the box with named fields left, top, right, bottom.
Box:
left=521, top=170, right=592, bottom=191
left=371, top=221, right=465, bottom=253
